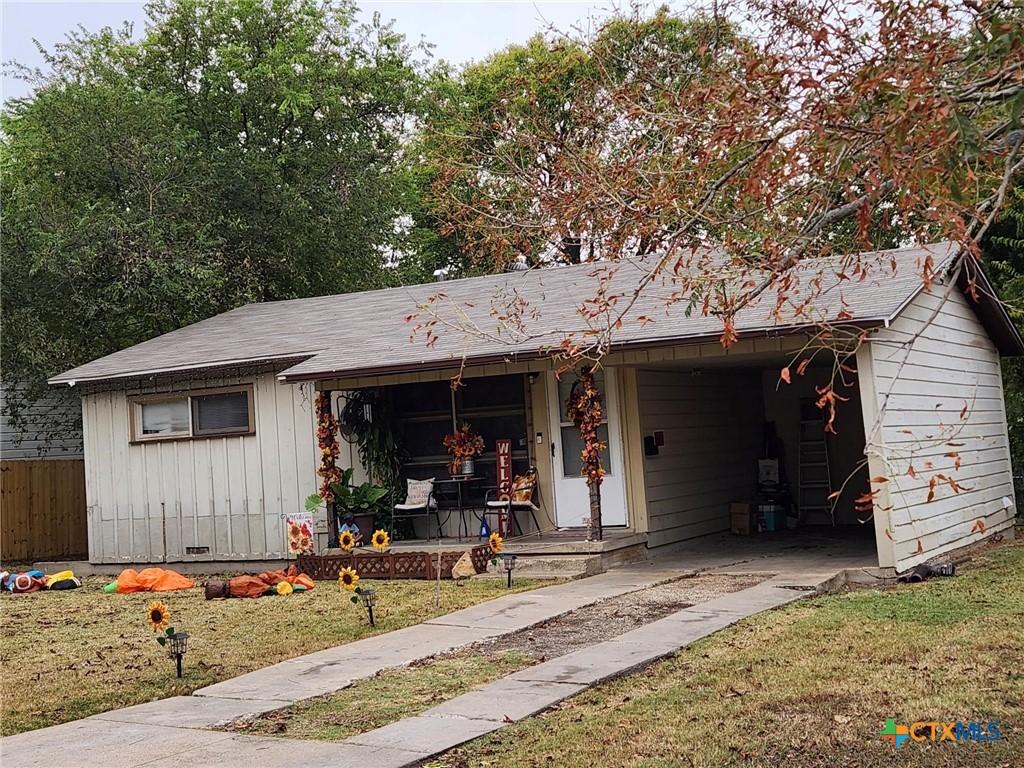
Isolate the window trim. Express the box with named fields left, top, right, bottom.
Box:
left=129, top=385, right=255, bottom=444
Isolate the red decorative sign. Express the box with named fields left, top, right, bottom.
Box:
left=496, top=439, right=512, bottom=495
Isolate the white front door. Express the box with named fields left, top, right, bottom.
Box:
left=548, top=368, right=628, bottom=528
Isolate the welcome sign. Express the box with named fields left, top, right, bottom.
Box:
left=496, top=438, right=512, bottom=495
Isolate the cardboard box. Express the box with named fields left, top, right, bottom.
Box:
left=730, top=502, right=756, bottom=535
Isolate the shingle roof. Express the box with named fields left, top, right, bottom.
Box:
left=49, top=241, right=1019, bottom=386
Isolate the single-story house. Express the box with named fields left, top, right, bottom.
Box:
left=50, top=241, right=1022, bottom=572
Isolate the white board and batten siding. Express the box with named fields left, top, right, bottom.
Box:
left=859, top=284, right=1017, bottom=571
left=637, top=369, right=764, bottom=549
left=82, top=373, right=328, bottom=563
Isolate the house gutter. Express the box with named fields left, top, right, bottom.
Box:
left=47, top=354, right=317, bottom=388
left=276, top=318, right=890, bottom=384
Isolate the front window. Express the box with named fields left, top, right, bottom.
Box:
left=132, top=386, right=254, bottom=442
left=140, top=398, right=190, bottom=436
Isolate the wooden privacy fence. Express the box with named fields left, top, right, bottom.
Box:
left=1, top=460, right=87, bottom=561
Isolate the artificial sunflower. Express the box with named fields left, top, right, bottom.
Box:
left=147, top=600, right=170, bottom=631
left=488, top=532, right=503, bottom=554
left=338, top=567, right=360, bottom=591
left=288, top=522, right=302, bottom=538
left=339, top=530, right=356, bottom=551
left=371, top=529, right=390, bottom=552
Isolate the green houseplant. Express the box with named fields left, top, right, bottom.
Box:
left=306, top=468, right=389, bottom=543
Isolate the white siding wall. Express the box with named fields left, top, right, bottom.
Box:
left=861, top=285, right=1017, bottom=571
left=83, top=373, right=325, bottom=563
left=638, top=368, right=764, bottom=549
left=1, top=383, right=84, bottom=460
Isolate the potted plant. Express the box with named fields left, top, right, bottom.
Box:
left=306, top=468, right=389, bottom=544
left=443, top=422, right=485, bottom=476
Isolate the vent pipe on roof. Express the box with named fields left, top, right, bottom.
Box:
left=505, top=255, right=529, bottom=273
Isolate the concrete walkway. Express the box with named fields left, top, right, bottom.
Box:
left=1, top=557, right=839, bottom=768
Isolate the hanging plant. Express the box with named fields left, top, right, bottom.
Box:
left=339, top=389, right=407, bottom=509
left=316, top=391, right=343, bottom=501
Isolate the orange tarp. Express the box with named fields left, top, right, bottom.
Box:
left=225, top=567, right=315, bottom=599
left=116, top=567, right=195, bottom=593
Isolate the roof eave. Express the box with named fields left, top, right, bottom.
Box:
left=956, top=258, right=1024, bottom=357
left=277, top=319, right=889, bottom=384
left=48, top=354, right=317, bottom=388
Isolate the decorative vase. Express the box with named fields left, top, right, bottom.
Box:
left=459, top=458, right=475, bottom=477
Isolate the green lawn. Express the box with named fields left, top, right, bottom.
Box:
left=0, top=575, right=546, bottom=736
left=433, top=539, right=1024, bottom=768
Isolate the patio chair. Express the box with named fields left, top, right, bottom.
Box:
left=483, top=466, right=542, bottom=538
left=391, top=478, right=443, bottom=541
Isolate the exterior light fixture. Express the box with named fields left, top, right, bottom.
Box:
left=503, top=555, right=518, bottom=588
left=360, top=588, right=378, bottom=627
left=166, top=632, right=190, bottom=678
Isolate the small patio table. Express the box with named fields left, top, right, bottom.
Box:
left=433, top=476, right=480, bottom=541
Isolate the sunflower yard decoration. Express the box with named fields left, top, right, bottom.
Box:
left=488, top=532, right=503, bottom=555
left=147, top=601, right=170, bottom=631
left=338, top=567, right=360, bottom=592
left=147, top=602, right=190, bottom=678
left=371, top=529, right=390, bottom=552
left=488, top=531, right=504, bottom=567
left=338, top=565, right=379, bottom=624
left=339, top=529, right=357, bottom=552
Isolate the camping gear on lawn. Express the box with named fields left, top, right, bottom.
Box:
left=205, top=580, right=230, bottom=599
left=47, top=576, right=81, bottom=590
left=8, top=572, right=47, bottom=593
left=898, top=563, right=957, bottom=583
left=205, top=566, right=315, bottom=600
left=116, top=568, right=195, bottom=593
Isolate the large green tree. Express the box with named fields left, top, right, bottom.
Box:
left=418, top=1, right=1024, bottom=538
left=1, top=0, right=424, bottom=429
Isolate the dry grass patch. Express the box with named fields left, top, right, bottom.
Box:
left=434, top=541, right=1024, bottom=768
left=226, top=649, right=536, bottom=740
left=0, top=575, right=548, bottom=736
left=224, top=573, right=761, bottom=742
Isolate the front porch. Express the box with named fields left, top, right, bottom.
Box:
left=322, top=530, right=649, bottom=579
left=317, top=526, right=882, bottom=581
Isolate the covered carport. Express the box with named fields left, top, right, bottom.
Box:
left=630, top=349, right=875, bottom=558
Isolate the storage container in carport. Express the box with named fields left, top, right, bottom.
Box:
left=758, top=504, right=786, bottom=532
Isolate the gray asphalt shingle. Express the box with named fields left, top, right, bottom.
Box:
left=50, top=242, right=960, bottom=385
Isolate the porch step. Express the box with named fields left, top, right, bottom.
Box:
left=479, top=553, right=605, bottom=580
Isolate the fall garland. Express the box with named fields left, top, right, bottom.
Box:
left=565, top=366, right=606, bottom=486
left=316, top=391, right=343, bottom=501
